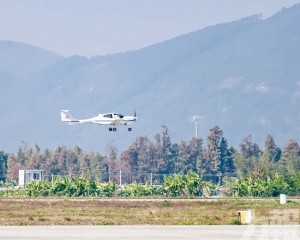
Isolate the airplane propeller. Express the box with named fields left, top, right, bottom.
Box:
left=134, top=110, right=137, bottom=121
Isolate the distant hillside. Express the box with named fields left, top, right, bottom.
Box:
left=1, top=4, right=300, bottom=153
left=0, top=41, right=62, bottom=78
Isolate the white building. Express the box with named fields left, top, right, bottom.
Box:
left=18, top=169, right=43, bottom=187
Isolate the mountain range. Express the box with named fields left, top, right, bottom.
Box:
left=1, top=4, right=300, bottom=153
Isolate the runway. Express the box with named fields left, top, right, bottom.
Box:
left=0, top=225, right=299, bottom=240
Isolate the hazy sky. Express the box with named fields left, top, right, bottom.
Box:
left=1, top=0, right=299, bottom=57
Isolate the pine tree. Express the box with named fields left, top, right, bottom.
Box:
left=219, top=137, right=236, bottom=175
left=152, top=133, right=162, bottom=173
left=52, top=146, right=68, bottom=176
left=281, top=139, right=300, bottom=175
left=176, top=140, right=188, bottom=174
left=157, top=125, right=174, bottom=174
left=149, top=141, right=159, bottom=173
left=263, top=135, right=282, bottom=162
left=105, top=142, right=118, bottom=181
left=7, top=153, right=20, bottom=181
left=135, top=135, right=151, bottom=181
left=239, top=135, right=261, bottom=158
left=119, top=145, right=138, bottom=182
left=283, top=139, right=300, bottom=157
left=235, top=135, right=261, bottom=177
left=90, top=151, right=104, bottom=180
left=251, top=135, right=282, bottom=178
left=16, top=146, right=27, bottom=167
left=0, top=151, right=8, bottom=181
left=40, top=148, right=53, bottom=180
left=186, top=137, right=203, bottom=174
left=206, top=126, right=223, bottom=174
left=27, top=144, right=42, bottom=169
left=66, top=146, right=81, bottom=178
left=79, top=153, right=91, bottom=175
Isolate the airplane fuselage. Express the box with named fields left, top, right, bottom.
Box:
left=79, top=113, right=135, bottom=126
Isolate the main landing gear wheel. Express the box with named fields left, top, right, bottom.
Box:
left=128, top=128, right=132, bottom=131
left=109, top=127, right=117, bottom=131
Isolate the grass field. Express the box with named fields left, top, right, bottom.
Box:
left=0, top=198, right=299, bottom=226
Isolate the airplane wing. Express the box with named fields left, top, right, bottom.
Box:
left=112, top=119, right=122, bottom=125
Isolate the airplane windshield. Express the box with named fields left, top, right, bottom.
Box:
left=115, top=114, right=124, bottom=118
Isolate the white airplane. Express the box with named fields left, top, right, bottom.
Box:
left=60, top=110, right=137, bottom=131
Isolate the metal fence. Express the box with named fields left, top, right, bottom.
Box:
left=9, top=168, right=236, bottom=186
left=41, top=171, right=236, bottom=186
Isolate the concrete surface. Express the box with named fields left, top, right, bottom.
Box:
left=0, top=225, right=299, bottom=240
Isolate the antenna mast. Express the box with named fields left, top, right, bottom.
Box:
left=193, top=115, right=199, bottom=138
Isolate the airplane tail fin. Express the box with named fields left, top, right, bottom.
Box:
left=60, top=110, right=80, bottom=124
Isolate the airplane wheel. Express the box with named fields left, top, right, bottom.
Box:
left=109, top=128, right=112, bottom=131
left=128, top=128, right=132, bottom=131
left=113, top=128, right=117, bottom=131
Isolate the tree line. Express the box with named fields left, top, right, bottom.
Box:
left=1, top=125, right=300, bottom=184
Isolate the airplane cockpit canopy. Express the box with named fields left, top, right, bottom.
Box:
left=103, top=113, right=113, bottom=118
left=102, top=113, right=124, bottom=119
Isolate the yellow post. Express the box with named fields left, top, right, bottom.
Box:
left=238, top=210, right=251, bottom=224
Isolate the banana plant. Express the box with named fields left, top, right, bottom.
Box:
left=26, top=180, right=50, bottom=197
left=96, top=182, right=116, bottom=197
left=50, top=176, right=72, bottom=196
left=184, top=171, right=204, bottom=196
left=120, top=181, right=158, bottom=197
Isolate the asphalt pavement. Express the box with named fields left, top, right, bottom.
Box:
left=0, top=225, right=299, bottom=240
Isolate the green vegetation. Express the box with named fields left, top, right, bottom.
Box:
left=161, top=171, right=204, bottom=197
left=1, top=171, right=300, bottom=198
left=1, top=125, right=300, bottom=198
left=120, top=182, right=160, bottom=197
left=1, top=171, right=215, bottom=198
left=226, top=173, right=300, bottom=197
